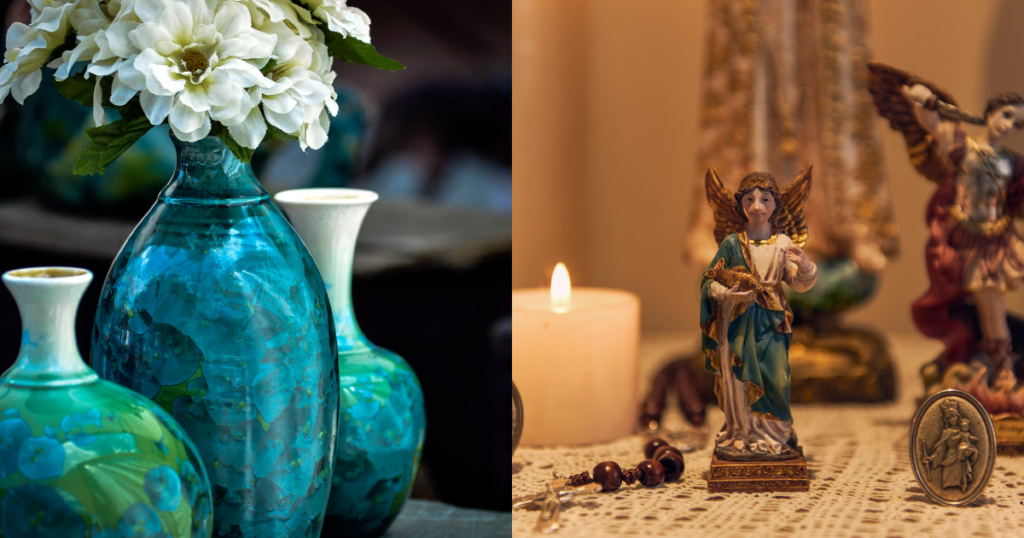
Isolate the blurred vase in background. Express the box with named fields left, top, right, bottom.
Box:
left=0, top=267, right=212, bottom=538
left=276, top=188, right=426, bottom=538
left=7, top=81, right=369, bottom=218
left=91, top=137, right=339, bottom=538
left=13, top=70, right=175, bottom=218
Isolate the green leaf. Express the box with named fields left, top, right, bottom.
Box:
left=266, top=123, right=298, bottom=141
left=54, top=72, right=114, bottom=109
left=211, top=122, right=255, bottom=163
left=324, top=33, right=404, bottom=71
left=73, top=110, right=152, bottom=176
left=260, top=58, right=278, bottom=75
left=53, top=72, right=95, bottom=107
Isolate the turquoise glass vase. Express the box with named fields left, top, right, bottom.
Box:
left=91, top=137, right=339, bottom=538
left=276, top=189, right=426, bottom=538
left=0, top=267, right=212, bottom=538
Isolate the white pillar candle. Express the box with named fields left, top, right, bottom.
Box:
left=512, top=264, right=640, bottom=446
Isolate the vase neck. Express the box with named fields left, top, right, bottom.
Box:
left=2, top=268, right=96, bottom=386
left=274, top=189, right=380, bottom=352
left=161, top=136, right=267, bottom=205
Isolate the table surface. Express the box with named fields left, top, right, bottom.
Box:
left=512, top=332, right=1024, bottom=537
left=383, top=500, right=511, bottom=538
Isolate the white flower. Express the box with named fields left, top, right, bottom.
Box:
left=51, top=0, right=128, bottom=81
left=121, top=0, right=277, bottom=144
left=254, top=22, right=336, bottom=150
left=303, top=0, right=369, bottom=43
left=0, top=0, right=77, bottom=103
left=242, top=0, right=316, bottom=39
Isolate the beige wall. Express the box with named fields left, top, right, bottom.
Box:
left=513, top=0, right=1024, bottom=335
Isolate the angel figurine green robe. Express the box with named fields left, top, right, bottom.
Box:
left=700, top=165, right=818, bottom=459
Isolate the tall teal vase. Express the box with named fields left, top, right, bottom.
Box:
left=91, top=137, right=340, bottom=538
left=276, top=189, right=426, bottom=538
left=0, top=267, right=213, bottom=538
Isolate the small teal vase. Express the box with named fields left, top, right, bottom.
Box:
left=0, top=267, right=213, bottom=538
left=91, top=137, right=340, bottom=538
left=276, top=189, right=426, bottom=538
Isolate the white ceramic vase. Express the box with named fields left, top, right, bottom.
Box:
left=275, top=189, right=426, bottom=537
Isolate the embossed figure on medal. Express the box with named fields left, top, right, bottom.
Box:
left=910, top=390, right=996, bottom=506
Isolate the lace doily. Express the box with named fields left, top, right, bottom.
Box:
left=512, top=333, right=1024, bottom=537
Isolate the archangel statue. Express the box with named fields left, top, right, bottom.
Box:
left=868, top=62, right=1024, bottom=407
left=700, top=165, right=817, bottom=459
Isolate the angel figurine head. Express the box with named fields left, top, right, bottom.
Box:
left=706, top=164, right=812, bottom=247
left=983, top=92, right=1024, bottom=142
left=734, top=172, right=783, bottom=230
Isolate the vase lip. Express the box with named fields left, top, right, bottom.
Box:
left=274, top=188, right=379, bottom=206
left=3, top=267, right=93, bottom=285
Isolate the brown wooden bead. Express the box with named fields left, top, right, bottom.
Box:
left=658, top=451, right=685, bottom=483
left=652, top=445, right=683, bottom=462
left=593, top=461, right=623, bottom=492
left=637, top=459, right=665, bottom=487
left=643, top=438, right=670, bottom=459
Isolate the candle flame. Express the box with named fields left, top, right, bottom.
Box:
left=551, top=263, right=571, bottom=312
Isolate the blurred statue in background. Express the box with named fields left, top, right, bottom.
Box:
left=648, top=0, right=897, bottom=434
left=686, top=0, right=898, bottom=274
left=867, top=62, right=1024, bottom=423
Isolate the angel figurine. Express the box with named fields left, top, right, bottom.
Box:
left=868, top=62, right=1024, bottom=399
left=700, top=165, right=817, bottom=459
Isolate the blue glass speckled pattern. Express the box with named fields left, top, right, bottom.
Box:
left=0, top=268, right=212, bottom=538
left=328, top=341, right=425, bottom=537
left=275, top=190, right=426, bottom=538
left=91, top=137, right=339, bottom=538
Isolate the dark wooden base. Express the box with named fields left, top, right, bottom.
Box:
left=707, top=451, right=810, bottom=492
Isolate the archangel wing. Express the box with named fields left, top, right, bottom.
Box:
left=867, top=61, right=959, bottom=183
left=704, top=167, right=745, bottom=245
left=777, top=163, right=812, bottom=248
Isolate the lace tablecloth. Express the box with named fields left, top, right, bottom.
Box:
left=512, top=333, right=1024, bottom=537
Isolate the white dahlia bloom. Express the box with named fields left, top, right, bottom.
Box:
left=303, top=0, right=369, bottom=43
left=255, top=23, right=336, bottom=150
left=243, top=0, right=316, bottom=39
left=0, top=0, right=77, bottom=103
left=50, top=4, right=132, bottom=80
left=120, top=0, right=277, bottom=145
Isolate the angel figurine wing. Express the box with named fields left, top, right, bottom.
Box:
left=777, top=163, right=812, bottom=248
left=704, top=167, right=745, bottom=245
left=867, top=61, right=968, bottom=183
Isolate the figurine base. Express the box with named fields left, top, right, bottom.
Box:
left=707, top=449, right=810, bottom=493
left=993, top=416, right=1024, bottom=455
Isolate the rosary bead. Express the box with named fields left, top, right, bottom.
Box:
left=658, top=451, right=685, bottom=483
left=652, top=445, right=683, bottom=462
left=592, top=461, right=623, bottom=492
left=637, top=459, right=665, bottom=487
left=643, top=438, right=670, bottom=459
